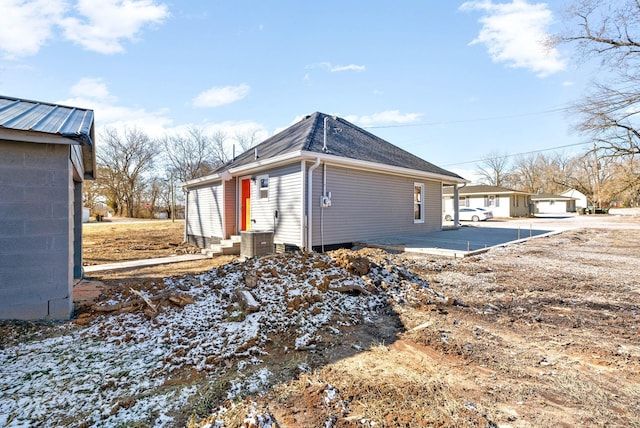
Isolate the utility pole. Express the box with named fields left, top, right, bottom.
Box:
left=170, top=172, right=175, bottom=222
left=593, top=143, right=600, bottom=210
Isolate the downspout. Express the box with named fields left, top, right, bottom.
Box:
left=321, top=163, right=327, bottom=252
left=183, top=189, right=189, bottom=243
left=306, top=157, right=321, bottom=251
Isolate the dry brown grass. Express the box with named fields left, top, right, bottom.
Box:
left=83, top=219, right=197, bottom=265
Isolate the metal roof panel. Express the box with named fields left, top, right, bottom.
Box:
left=0, top=95, right=94, bottom=146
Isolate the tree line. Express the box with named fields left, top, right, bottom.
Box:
left=475, top=149, right=639, bottom=208
left=83, top=126, right=260, bottom=219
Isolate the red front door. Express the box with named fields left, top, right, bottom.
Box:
left=241, top=178, right=251, bottom=231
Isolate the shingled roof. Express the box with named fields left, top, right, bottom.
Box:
left=215, top=112, right=464, bottom=180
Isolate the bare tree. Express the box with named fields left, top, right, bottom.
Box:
left=561, top=149, right=617, bottom=209
left=82, top=178, right=102, bottom=210
left=510, top=154, right=539, bottom=193
left=475, top=152, right=511, bottom=187
left=211, top=130, right=230, bottom=165
left=97, top=126, right=159, bottom=218
left=161, top=127, right=216, bottom=183
left=145, top=177, right=164, bottom=218
left=559, top=0, right=640, bottom=158
left=234, top=128, right=261, bottom=153
left=610, top=157, right=640, bottom=206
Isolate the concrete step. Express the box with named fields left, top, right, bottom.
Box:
left=201, top=239, right=241, bottom=257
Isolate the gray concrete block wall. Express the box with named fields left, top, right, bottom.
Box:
left=0, top=141, right=74, bottom=320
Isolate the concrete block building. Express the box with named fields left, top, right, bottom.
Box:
left=0, top=95, right=95, bottom=320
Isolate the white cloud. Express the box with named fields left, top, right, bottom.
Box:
left=345, top=110, right=423, bottom=126
left=562, top=80, right=575, bottom=87
left=58, top=77, right=172, bottom=137
left=60, top=79, right=268, bottom=143
left=60, top=0, right=169, bottom=54
left=69, top=77, right=114, bottom=101
left=192, top=84, right=251, bottom=108
left=0, top=0, right=66, bottom=59
left=460, top=0, right=565, bottom=77
left=329, top=64, right=366, bottom=72
left=306, top=62, right=366, bottom=72
left=0, top=0, right=169, bottom=57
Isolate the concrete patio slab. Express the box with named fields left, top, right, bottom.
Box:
left=357, top=225, right=556, bottom=257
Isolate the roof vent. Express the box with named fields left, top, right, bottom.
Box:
left=323, top=116, right=329, bottom=152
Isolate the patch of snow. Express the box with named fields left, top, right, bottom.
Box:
left=0, top=251, right=414, bottom=427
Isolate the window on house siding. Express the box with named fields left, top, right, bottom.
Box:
left=257, top=175, right=269, bottom=200
left=484, top=195, right=499, bottom=207
left=414, top=183, right=424, bottom=223
left=459, top=196, right=469, bottom=207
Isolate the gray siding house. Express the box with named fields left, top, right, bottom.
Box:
left=183, top=112, right=467, bottom=252
left=0, top=95, right=95, bottom=320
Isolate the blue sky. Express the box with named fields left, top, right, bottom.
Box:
left=0, top=0, right=597, bottom=180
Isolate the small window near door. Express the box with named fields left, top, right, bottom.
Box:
left=414, top=183, right=424, bottom=223
left=257, top=175, right=269, bottom=200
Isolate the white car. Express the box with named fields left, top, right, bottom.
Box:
left=444, top=207, right=493, bottom=222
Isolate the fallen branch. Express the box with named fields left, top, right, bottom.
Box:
left=129, top=288, right=157, bottom=313
left=91, top=291, right=177, bottom=313
left=329, top=284, right=371, bottom=295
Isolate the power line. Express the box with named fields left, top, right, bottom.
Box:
left=363, top=83, right=640, bottom=131
left=363, top=106, right=570, bottom=129
left=442, top=141, right=591, bottom=167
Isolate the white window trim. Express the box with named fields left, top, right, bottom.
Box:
left=414, top=182, right=425, bottom=224
left=256, top=174, right=269, bottom=200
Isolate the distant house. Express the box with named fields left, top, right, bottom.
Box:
left=183, top=112, right=467, bottom=252
left=560, top=189, right=588, bottom=210
left=531, top=192, right=577, bottom=214
left=443, top=185, right=533, bottom=218
left=0, top=95, right=95, bottom=320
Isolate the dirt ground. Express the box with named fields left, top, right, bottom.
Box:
left=211, top=226, right=639, bottom=428
left=3, top=218, right=640, bottom=427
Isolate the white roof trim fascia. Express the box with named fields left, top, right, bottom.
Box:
left=298, top=151, right=468, bottom=184
left=531, top=195, right=577, bottom=201
left=444, top=190, right=536, bottom=196
left=227, top=151, right=304, bottom=175
left=0, top=128, right=79, bottom=145
left=182, top=151, right=305, bottom=188
left=183, top=149, right=468, bottom=188
left=182, top=173, right=222, bottom=188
